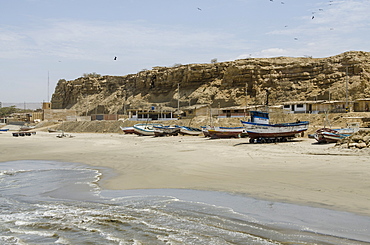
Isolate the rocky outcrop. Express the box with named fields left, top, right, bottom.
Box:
left=51, top=51, right=370, bottom=115
left=335, top=130, right=370, bottom=149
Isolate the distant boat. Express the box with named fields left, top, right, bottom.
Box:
left=20, top=125, right=36, bottom=131
left=314, top=122, right=360, bottom=143
left=133, top=123, right=163, bottom=136
left=0, top=128, right=9, bottom=132
left=208, top=126, right=247, bottom=139
left=177, top=126, right=202, bottom=136
left=47, top=128, right=61, bottom=133
left=153, top=125, right=180, bottom=137
left=120, top=126, right=135, bottom=134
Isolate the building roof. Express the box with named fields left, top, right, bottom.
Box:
left=355, top=98, right=370, bottom=101
left=281, top=100, right=326, bottom=105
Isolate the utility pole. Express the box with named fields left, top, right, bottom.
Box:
left=244, top=82, right=248, bottom=119
left=345, top=66, right=349, bottom=113
left=47, top=71, right=50, bottom=102
left=177, top=83, right=180, bottom=118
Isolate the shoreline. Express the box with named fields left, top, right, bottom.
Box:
left=1, top=131, right=370, bottom=216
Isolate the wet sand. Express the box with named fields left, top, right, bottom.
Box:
left=1, top=131, right=370, bottom=216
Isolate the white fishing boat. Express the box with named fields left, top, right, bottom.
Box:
left=242, top=120, right=309, bottom=143
left=20, top=125, right=36, bottom=131
left=177, top=126, right=202, bottom=136
left=133, top=123, right=163, bottom=136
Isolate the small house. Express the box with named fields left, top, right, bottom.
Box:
left=282, top=101, right=324, bottom=114
left=282, top=100, right=352, bottom=114
left=354, top=98, right=370, bottom=112
left=127, top=107, right=177, bottom=121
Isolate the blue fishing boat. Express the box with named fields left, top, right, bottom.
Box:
left=241, top=111, right=309, bottom=143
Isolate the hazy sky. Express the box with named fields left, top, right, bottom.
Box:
left=1, top=0, right=370, bottom=103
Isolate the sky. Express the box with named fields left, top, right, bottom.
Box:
left=1, top=0, right=370, bottom=104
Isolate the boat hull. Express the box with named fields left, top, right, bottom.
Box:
left=20, top=126, right=36, bottom=131
left=208, top=127, right=247, bottom=138
left=133, top=124, right=162, bottom=136
left=178, top=126, right=202, bottom=136
left=120, top=126, right=135, bottom=134
left=154, top=126, right=180, bottom=137
left=243, top=121, right=309, bottom=139
left=314, top=128, right=351, bottom=143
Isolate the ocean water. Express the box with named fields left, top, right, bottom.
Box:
left=1, top=160, right=369, bottom=245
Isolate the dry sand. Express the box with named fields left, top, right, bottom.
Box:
left=1, top=131, right=370, bottom=216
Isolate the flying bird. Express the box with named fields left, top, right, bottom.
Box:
left=294, top=38, right=298, bottom=40
left=312, top=16, right=315, bottom=19
left=197, top=7, right=202, bottom=11
left=114, top=56, right=117, bottom=60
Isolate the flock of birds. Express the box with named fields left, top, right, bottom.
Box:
left=112, top=0, right=337, bottom=61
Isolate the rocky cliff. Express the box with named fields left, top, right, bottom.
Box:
left=51, top=51, right=370, bottom=115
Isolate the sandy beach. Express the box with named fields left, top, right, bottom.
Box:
left=1, top=131, right=370, bottom=217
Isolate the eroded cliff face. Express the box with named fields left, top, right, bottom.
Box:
left=51, top=51, right=370, bottom=114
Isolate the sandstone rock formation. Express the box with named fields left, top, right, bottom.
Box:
left=51, top=51, right=370, bottom=115
left=336, top=130, right=370, bottom=149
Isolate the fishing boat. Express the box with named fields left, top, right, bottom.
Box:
left=153, top=125, right=180, bottom=137
left=119, top=126, right=135, bottom=134
left=133, top=123, right=163, bottom=136
left=177, top=126, right=202, bottom=136
left=20, top=125, right=36, bottom=131
left=201, top=126, right=212, bottom=137
left=47, top=128, right=62, bottom=133
left=207, top=126, right=248, bottom=139
left=242, top=120, right=309, bottom=143
left=314, top=122, right=360, bottom=143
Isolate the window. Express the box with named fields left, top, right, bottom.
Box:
left=284, top=105, right=290, bottom=109
left=297, top=104, right=304, bottom=108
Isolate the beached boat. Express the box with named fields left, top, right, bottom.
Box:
left=177, top=126, right=202, bottom=136
left=201, top=111, right=269, bottom=138
left=47, top=128, right=61, bottom=133
left=20, top=125, right=36, bottom=131
left=0, top=128, right=9, bottom=132
left=201, top=126, right=212, bottom=137
left=242, top=120, right=309, bottom=143
left=314, top=122, right=360, bottom=143
left=153, top=125, right=180, bottom=137
left=133, top=123, right=163, bottom=136
left=120, top=126, right=135, bottom=134
left=207, top=126, right=248, bottom=139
